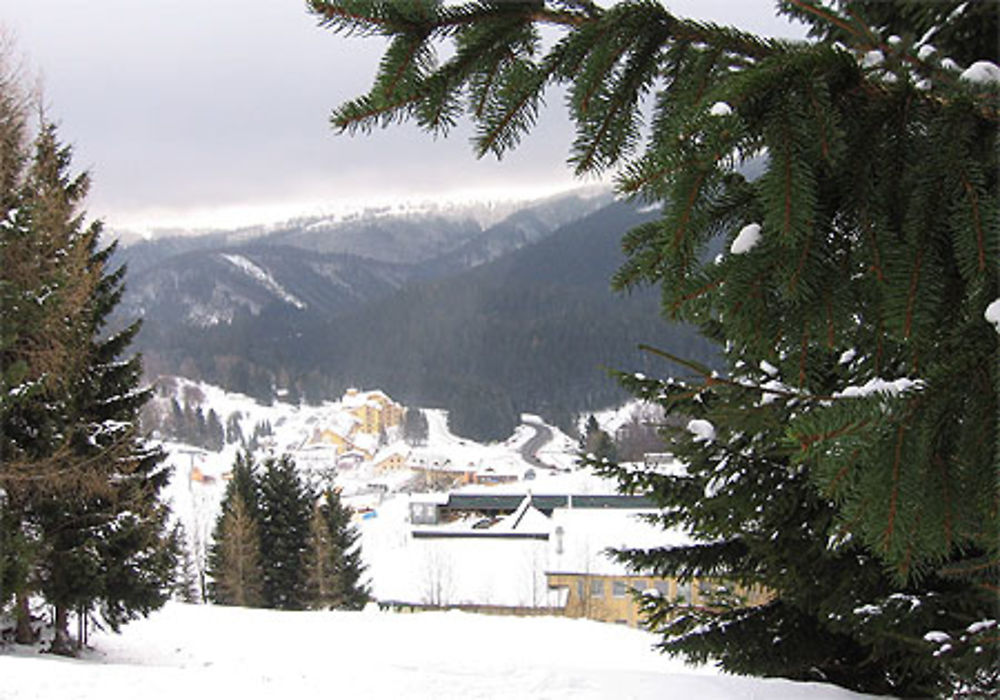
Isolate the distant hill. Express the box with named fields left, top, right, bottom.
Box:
left=123, top=193, right=717, bottom=440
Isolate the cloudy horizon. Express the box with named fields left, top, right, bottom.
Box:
left=1, top=1, right=806, bottom=235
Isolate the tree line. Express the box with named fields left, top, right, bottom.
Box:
left=206, top=452, right=368, bottom=611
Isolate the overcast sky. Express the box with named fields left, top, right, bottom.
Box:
left=1, top=1, right=805, bottom=234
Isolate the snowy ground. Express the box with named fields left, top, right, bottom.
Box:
left=0, top=603, right=878, bottom=699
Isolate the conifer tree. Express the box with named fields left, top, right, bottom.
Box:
left=306, top=488, right=369, bottom=610
left=29, top=138, right=175, bottom=654
left=207, top=452, right=263, bottom=606
left=171, top=522, right=201, bottom=604
left=1, top=54, right=175, bottom=651
left=257, top=454, right=313, bottom=610
left=581, top=415, right=616, bottom=462
left=209, top=494, right=264, bottom=607
left=313, top=1, right=998, bottom=693
left=0, top=80, right=99, bottom=645
left=403, top=407, right=429, bottom=446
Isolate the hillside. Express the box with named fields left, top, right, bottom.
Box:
left=0, top=604, right=874, bottom=700
left=123, top=194, right=716, bottom=439
left=286, top=201, right=715, bottom=438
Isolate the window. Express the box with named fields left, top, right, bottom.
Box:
left=654, top=581, right=671, bottom=597
left=676, top=580, right=691, bottom=603
left=612, top=580, right=627, bottom=598
left=576, top=580, right=585, bottom=600
left=589, top=578, right=604, bottom=598
left=631, top=579, right=647, bottom=593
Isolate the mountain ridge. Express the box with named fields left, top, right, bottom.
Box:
left=124, top=194, right=717, bottom=440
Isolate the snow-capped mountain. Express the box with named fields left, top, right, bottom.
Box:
left=113, top=187, right=614, bottom=329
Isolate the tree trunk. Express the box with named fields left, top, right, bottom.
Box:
left=14, top=592, right=33, bottom=644
left=49, top=604, right=74, bottom=656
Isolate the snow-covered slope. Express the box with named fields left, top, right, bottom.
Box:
left=0, top=603, right=877, bottom=700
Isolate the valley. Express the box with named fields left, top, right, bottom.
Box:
left=115, top=188, right=718, bottom=441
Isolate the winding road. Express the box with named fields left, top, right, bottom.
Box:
left=518, top=420, right=560, bottom=471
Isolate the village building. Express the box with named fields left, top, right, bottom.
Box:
left=381, top=493, right=771, bottom=628
left=373, top=445, right=410, bottom=473
left=342, top=388, right=403, bottom=435
left=545, top=572, right=772, bottom=628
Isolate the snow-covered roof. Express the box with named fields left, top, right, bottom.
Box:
left=494, top=496, right=552, bottom=534
left=373, top=443, right=410, bottom=464
left=342, top=388, right=395, bottom=409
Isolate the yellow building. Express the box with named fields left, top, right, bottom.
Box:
left=374, top=448, right=409, bottom=473
left=546, top=572, right=771, bottom=628
left=343, top=388, right=404, bottom=435
left=315, top=428, right=353, bottom=453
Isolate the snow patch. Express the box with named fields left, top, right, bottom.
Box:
left=967, top=619, right=997, bottom=635
left=834, top=377, right=923, bottom=399
left=730, top=223, right=761, bottom=255
left=959, top=60, right=1000, bottom=85
left=861, top=50, right=884, bottom=68
left=923, top=630, right=951, bottom=644
left=984, top=298, right=1000, bottom=333
left=687, top=419, right=716, bottom=443
left=940, top=57, right=960, bottom=72
left=220, top=253, right=307, bottom=310
left=708, top=101, right=732, bottom=117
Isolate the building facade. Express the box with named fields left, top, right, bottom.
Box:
left=546, top=572, right=772, bottom=628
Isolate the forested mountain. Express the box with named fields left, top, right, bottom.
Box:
left=123, top=195, right=717, bottom=440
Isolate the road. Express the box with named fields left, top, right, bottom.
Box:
left=519, top=420, right=559, bottom=471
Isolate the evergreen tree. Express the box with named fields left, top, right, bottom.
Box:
left=205, top=409, right=224, bottom=451
left=306, top=488, right=369, bottom=610
left=0, top=60, right=99, bottom=642
left=225, top=411, right=244, bottom=445
left=209, top=494, right=263, bottom=607
left=257, top=454, right=313, bottom=610
left=171, top=522, right=201, bottom=604
left=207, top=451, right=263, bottom=606
left=402, top=407, right=429, bottom=446
left=1, top=59, right=174, bottom=651
left=169, top=398, right=184, bottom=438
left=32, top=175, right=175, bottom=654
left=314, top=1, right=997, bottom=693
left=581, top=414, right=616, bottom=462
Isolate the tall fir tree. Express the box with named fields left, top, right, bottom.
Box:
left=313, top=1, right=998, bottom=694
left=0, top=60, right=99, bottom=643
left=257, top=454, right=313, bottom=610
left=25, top=129, right=175, bottom=654
left=306, top=488, right=369, bottom=610
left=1, top=54, right=175, bottom=651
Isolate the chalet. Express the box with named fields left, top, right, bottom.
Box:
left=373, top=446, right=410, bottom=473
